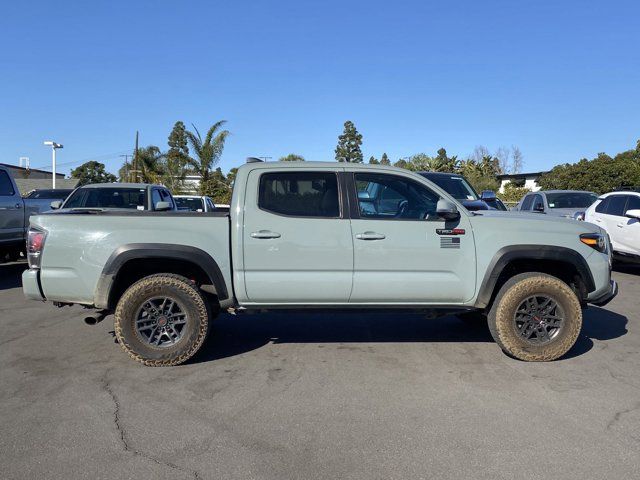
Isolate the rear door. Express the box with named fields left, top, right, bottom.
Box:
left=242, top=168, right=353, bottom=303
left=0, top=169, right=25, bottom=245
left=347, top=171, right=476, bottom=304
left=616, top=195, right=640, bottom=255
left=601, top=195, right=629, bottom=251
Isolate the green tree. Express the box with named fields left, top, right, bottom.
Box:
left=70, top=161, right=116, bottom=186
left=380, top=153, right=390, bottom=165
left=163, top=121, right=190, bottom=193
left=134, top=146, right=165, bottom=184
left=279, top=153, right=305, bottom=162
left=185, top=121, right=230, bottom=195
left=368, top=156, right=379, bottom=164
left=499, top=182, right=531, bottom=204
left=539, top=141, right=640, bottom=194
left=201, top=167, right=232, bottom=204
left=335, top=120, right=363, bottom=163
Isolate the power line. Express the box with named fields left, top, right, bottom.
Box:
left=29, top=150, right=130, bottom=171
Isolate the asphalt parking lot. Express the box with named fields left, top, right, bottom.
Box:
left=0, top=262, right=638, bottom=480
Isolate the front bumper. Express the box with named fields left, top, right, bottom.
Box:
left=588, top=280, right=618, bottom=307
left=22, top=269, right=45, bottom=301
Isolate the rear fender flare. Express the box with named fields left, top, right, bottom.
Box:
left=94, top=243, right=229, bottom=309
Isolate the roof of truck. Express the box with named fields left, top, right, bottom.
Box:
left=240, top=161, right=407, bottom=172
left=79, top=183, right=158, bottom=189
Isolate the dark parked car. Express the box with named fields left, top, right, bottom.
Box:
left=55, top=183, right=178, bottom=211
left=418, top=172, right=507, bottom=211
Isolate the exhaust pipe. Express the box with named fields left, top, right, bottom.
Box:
left=84, top=310, right=108, bottom=326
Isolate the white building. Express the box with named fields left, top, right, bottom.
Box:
left=496, top=171, right=549, bottom=193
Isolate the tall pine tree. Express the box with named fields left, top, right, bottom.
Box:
left=335, top=121, right=363, bottom=163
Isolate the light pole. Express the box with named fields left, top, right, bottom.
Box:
left=43, top=141, right=63, bottom=188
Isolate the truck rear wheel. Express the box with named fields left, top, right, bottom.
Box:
left=114, top=274, right=212, bottom=366
left=488, top=272, right=582, bottom=362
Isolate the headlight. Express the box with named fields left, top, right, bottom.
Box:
left=580, top=233, right=606, bottom=253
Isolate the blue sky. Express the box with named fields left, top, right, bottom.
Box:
left=1, top=0, right=639, bottom=176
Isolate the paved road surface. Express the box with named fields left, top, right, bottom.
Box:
left=1, top=262, right=638, bottom=479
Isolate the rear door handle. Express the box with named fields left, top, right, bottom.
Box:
left=355, top=231, right=386, bottom=240
left=250, top=230, right=281, bottom=239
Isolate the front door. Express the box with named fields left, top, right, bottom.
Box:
left=0, top=170, right=25, bottom=245
left=348, top=171, right=476, bottom=304
left=242, top=168, right=353, bottom=304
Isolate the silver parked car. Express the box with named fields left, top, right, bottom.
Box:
left=515, top=190, right=598, bottom=218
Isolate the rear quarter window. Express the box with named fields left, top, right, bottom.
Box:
left=0, top=171, right=15, bottom=196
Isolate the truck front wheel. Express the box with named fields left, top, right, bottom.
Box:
left=488, top=272, right=582, bottom=362
left=114, top=274, right=212, bottom=366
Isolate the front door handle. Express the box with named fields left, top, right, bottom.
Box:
left=250, top=230, right=281, bottom=239
left=617, top=223, right=625, bottom=228
left=355, top=231, right=386, bottom=240
left=595, top=218, right=602, bottom=223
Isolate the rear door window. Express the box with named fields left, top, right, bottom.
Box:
left=259, top=171, right=340, bottom=218
left=0, top=171, right=15, bottom=196
left=531, top=194, right=544, bottom=211
left=521, top=195, right=534, bottom=210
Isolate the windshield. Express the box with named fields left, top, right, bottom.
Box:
left=175, top=197, right=204, bottom=211
left=26, top=189, right=72, bottom=199
left=423, top=175, right=479, bottom=201
left=64, top=187, right=147, bottom=209
left=545, top=192, right=598, bottom=209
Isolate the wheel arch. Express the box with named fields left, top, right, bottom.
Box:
left=94, top=243, right=229, bottom=309
left=475, top=245, right=595, bottom=310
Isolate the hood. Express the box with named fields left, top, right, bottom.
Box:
left=545, top=208, right=582, bottom=218
left=461, top=199, right=489, bottom=211
left=471, top=209, right=603, bottom=234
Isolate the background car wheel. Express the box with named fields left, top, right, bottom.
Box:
left=114, top=273, right=213, bottom=366
left=488, top=272, right=582, bottom=362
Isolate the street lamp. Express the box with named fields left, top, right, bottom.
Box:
left=43, top=141, right=63, bottom=188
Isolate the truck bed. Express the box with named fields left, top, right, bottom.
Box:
left=31, top=211, right=231, bottom=306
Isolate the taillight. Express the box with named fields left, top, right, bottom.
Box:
left=27, top=227, right=47, bottom=269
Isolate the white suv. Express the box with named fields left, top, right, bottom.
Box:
left=584, top=191, right=640, bottom=263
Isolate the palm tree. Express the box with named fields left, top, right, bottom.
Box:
left=185, top=121, right=230, bottom=195
left=133, top=146, right=165, bottom=184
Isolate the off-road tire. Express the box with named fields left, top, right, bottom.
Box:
left=488, top=272, right=582, bottom=362
left=114, top=274, right=212, bottom=366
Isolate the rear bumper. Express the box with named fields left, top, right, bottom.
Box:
left=22, top=269, right=45, bottom=301
left=588, top=280, right=618, bottom=307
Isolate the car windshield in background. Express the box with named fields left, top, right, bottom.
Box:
left=64, top=188, right=146, bottom=209
left=26, top=189, right=73, bottom=199
left=175, top=197, right=204, bottom=211
left=546, top=192, right=598, bottom=209
left=425, top=175, right=478, bottom=201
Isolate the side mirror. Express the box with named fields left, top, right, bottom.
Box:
left=625, top=209, right=640, bottom=219
left=480, top=190, right=497, bottom=201
left=50, top=200, right=63, bottom=210
left=154, top=201, right=171, bottom=211
left=436, top=199, right=460, bottom=220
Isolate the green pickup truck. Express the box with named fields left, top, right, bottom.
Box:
left=23, top=161, right=617, bottom=366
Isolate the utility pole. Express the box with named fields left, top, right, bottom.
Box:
left=132, top=131, right=139, bottom=182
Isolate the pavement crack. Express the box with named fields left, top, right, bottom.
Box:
left=607, top=401, right=640, bottom=432
left=101, top=374, right=202, bottom=480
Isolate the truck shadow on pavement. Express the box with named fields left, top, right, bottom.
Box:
left=0, top=262, right=26, bottom=290
left=190, top=306, right=628, bottom=364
